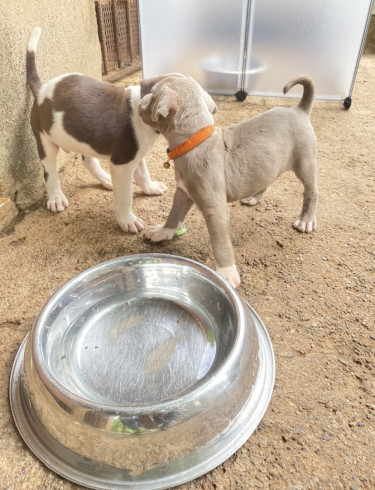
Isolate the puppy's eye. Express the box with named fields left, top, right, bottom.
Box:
left=155, top=130, right=160, bottom=134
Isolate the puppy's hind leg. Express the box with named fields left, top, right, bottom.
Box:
left=39, top=133, right=69, bottom=212
left=241, top=189, right=266, bottom=206
left=82, top=155, right=113, bottom=190
left=293, top=160, right=318, bottom=233
left=133, top=158, right=167, bottom=196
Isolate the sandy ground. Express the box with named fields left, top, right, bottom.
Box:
left=1, top=55, right=374, bottom=489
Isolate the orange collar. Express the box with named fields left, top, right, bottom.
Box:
left=166, top=125, right=215, bottom=161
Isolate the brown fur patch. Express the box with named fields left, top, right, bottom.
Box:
left=52, top=75, right=138, bottom=163
left=39, top=98, right=54, bottom=133
left=30, top=101, right=52, bottom=160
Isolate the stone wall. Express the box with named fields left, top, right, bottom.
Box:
left=0, top=0, right=102, bottom=231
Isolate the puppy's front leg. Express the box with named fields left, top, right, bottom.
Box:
left=145, top=186, right=193, bottom=242
left=133, top=159, right=167, bottom=196
left=109, top=161, right=143, bottom=233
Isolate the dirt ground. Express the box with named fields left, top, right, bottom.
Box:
left=1, top=55, right=374, bottom=489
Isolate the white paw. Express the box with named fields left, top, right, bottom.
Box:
left=241, top=196, right=258, bottom=206
left=99, top=174, right=113, bottom=190
left=117, top=213, right=144, bottom=233
left=142, top=181, right=168, bottom=196
left=47, top=195, right=69, bottom=212
left=216, top=265, right=241, bottom=288
left=145, top=225, right=176, bottom=242
left=293, top=218, right=316, bottom=233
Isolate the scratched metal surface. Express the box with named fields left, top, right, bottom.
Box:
left=10, top=254, right=275, bottom=489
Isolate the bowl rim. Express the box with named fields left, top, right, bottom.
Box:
left=10, top=302, right=275, bottom=490
left=200, top=56, right=266, bottom=76
left=30, top=253, right=246, bottom=413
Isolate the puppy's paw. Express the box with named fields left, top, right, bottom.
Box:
left=293, top=218, right=316, bottom=233
left=47, top=195, right=69, bottom=212
left=241, top=196, right=258, bottom=206
left=145, top=225, right=176, bottom=242
left=142, top=181, right=168, bottom=196
left=241, top=190, right=265, bottom=206
left=99, top=173, right=113, bottom=191
left=216, top=265, right=241, bottom=288
left=117, top=213, right=144, bottom=233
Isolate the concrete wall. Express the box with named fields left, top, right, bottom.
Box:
left=0, top=0, right=102, bottom=231
left=364, top=10, right=375, bottom=54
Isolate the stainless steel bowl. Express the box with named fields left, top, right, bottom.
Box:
left=10, top=254, right=274, bottom=489
left=200, top=56, right=265, bottom=94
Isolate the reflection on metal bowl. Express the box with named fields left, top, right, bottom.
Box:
left=10, top=254, right=274, bottom=489
left=201, top=56, right=265, bottom=94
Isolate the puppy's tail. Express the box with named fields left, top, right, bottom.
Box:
left=26, top=27, right=42, bottom=98
left=283, top=76, right=315, bottom=115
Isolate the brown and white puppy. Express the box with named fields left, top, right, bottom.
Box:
left=139, top=74, right=318, bottom=287
left=26, top=27, right=167, bottom=233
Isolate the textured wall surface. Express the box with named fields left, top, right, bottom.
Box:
left=364, top=13, right=375, bottom=54
left=0, top=0, right=102, bottom=231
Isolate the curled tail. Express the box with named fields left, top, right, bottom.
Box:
left=283, top=75, right=315, bottom=115
left=27, top=27, right=42, bottom=98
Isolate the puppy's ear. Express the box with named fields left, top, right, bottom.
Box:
left=203, top=91, right=217, bottom=114
left=139, top=93, right=153, bottom=115
left=151, top=85, right=178, bottom=122
left=140, top=76, right=164, bottom=98
left=186, top=75, right=217, bottom=114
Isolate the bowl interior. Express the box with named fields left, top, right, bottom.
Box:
left=201, top=56, right=264, bottom=75
left=35, top=256, right=240, bottom=406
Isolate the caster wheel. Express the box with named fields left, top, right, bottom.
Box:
left=235, top=90, right=247, bottom=102
left=343, top=97, right=352, bottom=109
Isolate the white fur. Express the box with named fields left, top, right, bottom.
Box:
left=133, top=159, right=164, bottom=195
left=109, top=160, right=143, bottom=232
left=27, top=26, right=41, bottom=53
left=216, top=265, right=241, bottom=288
left=240, top=190, right=265, bottom=206
left=129, top=86, right=160, bottom=155
left=293, top=218, right=314, bottom=233
left=82, top=157, right=113, bottom=190
left=40, top=132, right=67, bottom=211
left=28, top=27, right=167, bottom=232
left=37, top=86, right=165, bottom=231
left=110, top=87, right=165, bottom=231
left=145, top=225, right=177, bottom=241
